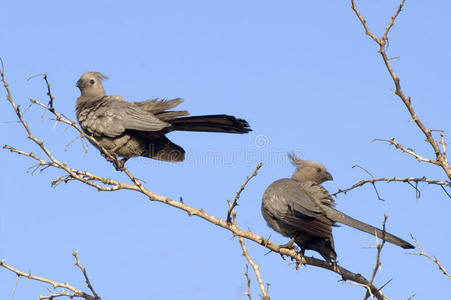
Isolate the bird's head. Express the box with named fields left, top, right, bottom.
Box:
left=288, top=153, right=333, bottom=184
left=76, top=71, right=108, bottom=98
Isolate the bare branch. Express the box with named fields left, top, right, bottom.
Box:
left=227, top=169, right=270, bottom=300
left=239, top=237, right=270, bottom=300
left=332, top=176, right=450, bottom=198
left=243, top=265, right=253, bottom=300
left=372, top=138, right=439, bottom=165
left=407, top=235, right=451, bottom=280
left=351, top=165, right=385, bottom=201
left=0, top=259, right=98, bottom=300
left=351, top=0, right=451, bottom=180
left=72, top=251, right=99, bottom=299
left=226, top=162, right=262, bottom=223
left=363, top=216, right=388, bottom=300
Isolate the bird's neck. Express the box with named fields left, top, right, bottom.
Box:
left=76, top=95, right=104, bottom=115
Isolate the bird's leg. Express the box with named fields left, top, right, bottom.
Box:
left=299, top=243, right=306, bottom=256
left=326, top=258, right=337, bottom=268
left=278, top=238, right=300, bottom=260
left=112, top=157, right=128, bottom=171
left=279, top=237, right=297, bottom=250
left=100, top=150, right=127, bottom=171
left=319, top=253, right=337, bottom=267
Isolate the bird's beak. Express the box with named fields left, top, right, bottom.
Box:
left=325, top=172, right=333, bottom=181
left=76, top=79, right=84, bottom=88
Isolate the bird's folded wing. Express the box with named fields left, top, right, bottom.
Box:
left=85, top=95, right=170, bottom=137
left=264, top=179, right=333, bottom=238
left=135, top=98, right=184, bottom=114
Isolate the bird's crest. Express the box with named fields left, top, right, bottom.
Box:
left=288, top=152, right=305, bottom=166
left=85, top=71, right=109, bottom=81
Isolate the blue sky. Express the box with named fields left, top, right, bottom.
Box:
left=1, top=1, right=450, bottom=299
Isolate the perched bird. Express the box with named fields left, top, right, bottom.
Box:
left=75, top=72, right=251, bottom=165
left=261, top=154, right=414, bottom=262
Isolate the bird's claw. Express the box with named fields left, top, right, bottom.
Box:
left=278, top=238, right=299, bottom=260
left=103, top=152, right=127, bottom=171
left=112, top=158, right=127, bottom=171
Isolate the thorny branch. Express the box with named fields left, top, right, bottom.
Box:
left=239, top=237, right=270, bottom=300
left=332, top=176, right=450, bottom=198
left=227, top=167, right=270, bottom=300
left=363, top=216, right=388, bottom=300
left=350, top=0, right=451, bottom=180
left=226, top=162, right=262, bottom=223
left=243, top=265, right=253, bottom=300
left=73, top=251, right=99, bottom=299
left=28, top=73, right=55, bottom=111
left=407, top=235, right=451, bottom=280
left=1, top=69, right=389, bottom=299
left=0, top=255, right=99, bottom=300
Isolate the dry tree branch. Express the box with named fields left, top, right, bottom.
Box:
left=0, top=256, right=99, bottom=300
left=244, top=264, right=252, bottom=300
left=1, top=70, right=389, bottom=300
left=243, top=265, right=253, bottom=300
left=332, top=176, right=450, bottom=198
left=350, top=165, right=386, bottom=201
left=363, top=216, right=388, bottom=300
left=227, top=162, right=262, bottom=223
left=239, top=237, right=270, bottom=300
left=73, top=251, right=99, bottom=299
left=351, top=0, right=451, bottom=180
left=227, top=166, right=270, bottom=300
left=372, top=138, right=439, bottom=165
left=406, top=235, right=451, bottom=280
left=28, top=73, right=55, bottom=111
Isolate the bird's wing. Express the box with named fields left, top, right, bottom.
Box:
left=135, top=98, right=184, bottom=114
left=263, top=179, right=333, bottom=239
left=82, top=95, right=170, bottom=137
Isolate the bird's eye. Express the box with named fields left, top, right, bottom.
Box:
left=316, top=168, right=321, bottom=173
left=89, top=79, right=95, bottom=84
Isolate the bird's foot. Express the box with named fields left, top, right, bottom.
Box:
left=278, top=238, right=299, bottom=259
left=112, top=158, right=128, bottom=171
left=329, top=260, right=337, bottom=268
left=279, top=238, right=298, bottom=251
left=104, top=153, right=127, bottom=171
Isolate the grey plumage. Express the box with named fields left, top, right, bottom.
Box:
left=262, top=154, right=414, bottom=262
left=76, top=72, right=251, bottom=163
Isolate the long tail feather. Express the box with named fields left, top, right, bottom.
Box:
left=323, top=206, right=414, bottom=249
left=169, top=114, right=251, bottom=134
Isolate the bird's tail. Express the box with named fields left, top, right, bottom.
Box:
left=323, top=206, right=414, bottom=249
left=169, top=114, right=251, bottom=134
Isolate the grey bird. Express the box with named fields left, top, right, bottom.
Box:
left=261, top=154, right=414, bottom=262
left=75, top=72, right=251, bottom=166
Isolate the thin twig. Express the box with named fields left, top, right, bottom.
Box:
left=28, top=73, right=55, bottom=111
left=372, top=138, right=439, bottom=165
left=332, top=176, right=450, bottom=198
left=406, top=235, right=451, bottom=280
left=351, top=0, right=451, bottom=180
left=226, top=168, right=270, bottom=299
left=226, top=163, right=262, bottom=223
left=72, top=251, right=99, bottom=299
left=0, top=260, right=97, bottom=300
left=363, top=216, right=388, bottom=300
left=239, top=237, right=270, bottom=300
left=352, top=165, right=385, bottom=201
left=243, top=265, right=253, bottom=300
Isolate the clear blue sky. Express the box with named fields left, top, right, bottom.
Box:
left=1, top=1, right=450, bottom=299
